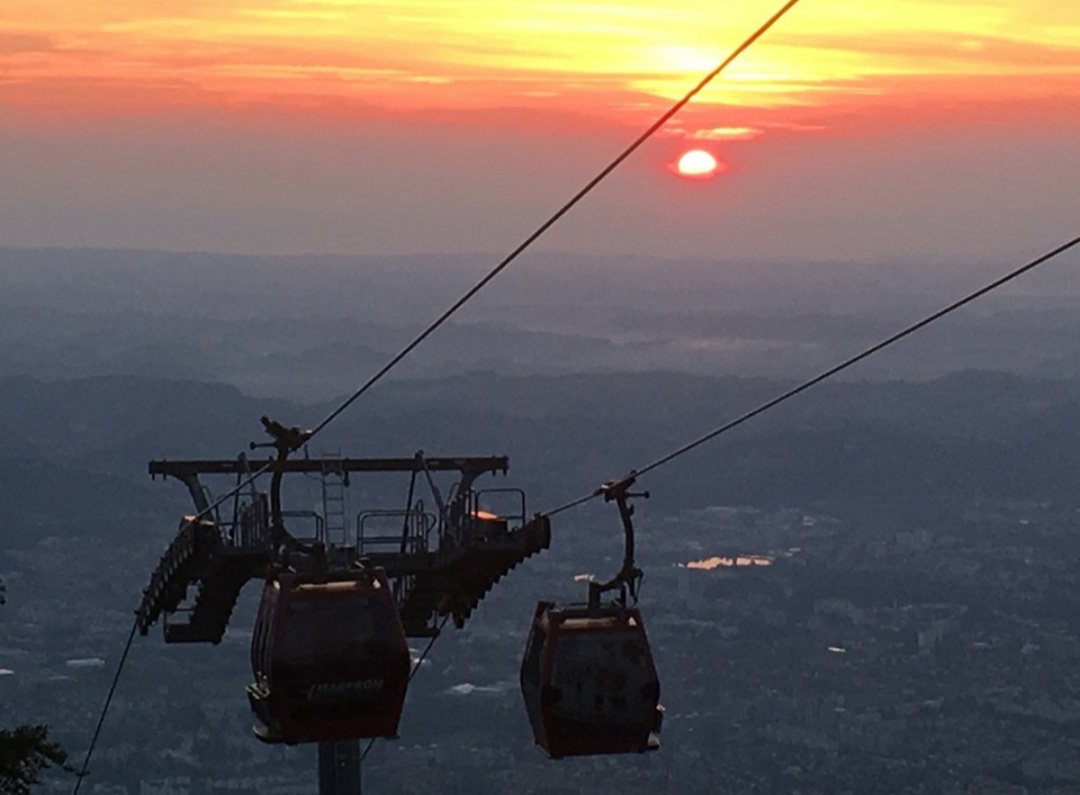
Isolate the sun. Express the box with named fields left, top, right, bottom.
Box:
left=674, top=149, right=722, bottom=180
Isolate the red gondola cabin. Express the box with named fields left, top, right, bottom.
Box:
left=520, top=600, right=662, bottom=758
left=247, top=564, right=410, bottom=744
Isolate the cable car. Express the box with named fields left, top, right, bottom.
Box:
left=520, top=599, right=662, bottom=758
left=247, top=562, right=410, bottom=744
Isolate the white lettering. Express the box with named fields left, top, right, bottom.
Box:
left=306, top=679, right=386, bottom=700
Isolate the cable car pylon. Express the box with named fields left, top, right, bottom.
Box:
left=135, top=415, right=550, bottom=792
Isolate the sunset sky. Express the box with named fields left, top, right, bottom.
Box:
left=2, top=0, right=1078, bottom=260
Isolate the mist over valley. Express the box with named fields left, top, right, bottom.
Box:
left=3, top=246, right=1080, bottom=793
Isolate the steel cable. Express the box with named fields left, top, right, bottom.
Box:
left=360, top=613, right=453, bottom=763
left=542, top=234, right=1080, bottom=518
left=70, top=619, right=138, bottom=795
left=306, top=0, right=806, bottom=442
left=145, top=0, right=808, bottom=539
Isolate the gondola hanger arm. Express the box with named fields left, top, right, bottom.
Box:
left=589, top=474, right=649, bottom=609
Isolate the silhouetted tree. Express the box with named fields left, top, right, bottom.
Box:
left=0, top=579, right=69, bottom=794
left=0, top=725, right=68, bottom=795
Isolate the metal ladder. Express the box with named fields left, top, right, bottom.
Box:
left=320, top=455, right=350, bottom=549
left=319, top=455, right=360, bottom=795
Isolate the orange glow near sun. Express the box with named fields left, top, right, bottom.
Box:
left=675, top=149, right=722, bottom=179
left=1, top=2, right=1078, bottom=133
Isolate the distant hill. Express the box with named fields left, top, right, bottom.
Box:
left=9, top=247, right=1080, bottom=397
left=2, top=370, right=1079, bottom=542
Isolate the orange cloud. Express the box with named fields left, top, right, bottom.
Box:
left=1, top=0, right=1078, bottom=129
left=689, top=126, right=763, bottom=141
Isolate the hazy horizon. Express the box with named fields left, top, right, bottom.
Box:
left=6, top=245, right=1080, bottom=404
left=3, top=2, right=1078, bottom=262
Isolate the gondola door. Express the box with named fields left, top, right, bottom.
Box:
left=248, top=566, right=411, bottom=744
left=521, top=601, right=662, bottom=758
